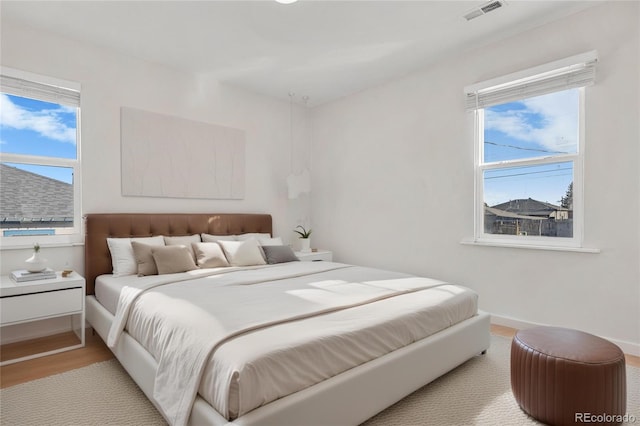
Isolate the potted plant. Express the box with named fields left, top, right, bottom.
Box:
left=25, top=243, right=47, bottom=272
left=294, top=225, right=312, bottom=253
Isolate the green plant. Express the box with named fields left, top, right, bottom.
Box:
left=294, top=225, right=312, bottom=239
left=33, top=243, right=40, bottom=253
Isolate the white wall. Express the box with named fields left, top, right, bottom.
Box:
left=2, top=4, right=638, bottom=352
left=0, top=20, right=312, bottom=270
left=0, top=21, right=311, bottom=341
left=311, top=2, right=640, bottom=353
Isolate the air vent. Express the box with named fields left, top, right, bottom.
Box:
left=481, top=1, right=503, bottom=13
left=464, top=0, right=506, bottom=21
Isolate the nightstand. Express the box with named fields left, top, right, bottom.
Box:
left=295, top=249, right=333, bottom=262
left=0, top=271, right=85, bottom=365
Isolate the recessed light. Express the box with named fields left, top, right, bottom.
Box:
left=275, top=0, right=298, bottom=4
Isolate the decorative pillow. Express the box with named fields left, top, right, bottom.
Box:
left=131, top=241, right=159, bottom=276
left=107, top=236, right=165, bottom=277
left=258, top=237, right=283, bottom=246
left=261, top=245, right=299, bottom=264
left=237, top=233, right=272, bottom=241
left=192, top=242, right=230, bottom=268
left=164, top=235, right=201, bottom=261
left=217, top=239, right=267, bottom=267
left=201, top=233, right=237, bottom=243
left=151, top=245, right=198, bottom=275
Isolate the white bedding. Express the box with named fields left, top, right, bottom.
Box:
left=95, top=265, right=273, bottom=315
left=98, top=261, right=478, bottom=426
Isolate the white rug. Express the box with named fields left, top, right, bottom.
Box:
left=1, top=335, right=638, bottom=425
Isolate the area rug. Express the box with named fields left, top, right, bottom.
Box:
left=1, top=335, right=638, bottom=425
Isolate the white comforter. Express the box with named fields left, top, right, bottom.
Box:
left=107, top=261, right=478, bottom=426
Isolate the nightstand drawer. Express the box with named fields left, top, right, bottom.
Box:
left=295, top=250, right=333, bottom=262
left=0, top=287, right=83, bottom=325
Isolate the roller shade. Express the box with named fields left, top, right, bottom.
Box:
left=1, top=74, right=80, bottom=107
left=465, top=51, right=597, bottom=111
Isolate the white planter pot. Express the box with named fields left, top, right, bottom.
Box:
left=25, top=252, right=47, bottom=272
left=299, top=238, right=311, bottom=253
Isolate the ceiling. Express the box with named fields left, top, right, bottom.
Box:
left=1, top=1, right=602, bottom=107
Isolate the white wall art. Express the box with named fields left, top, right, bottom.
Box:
left=121, top=107, right=245, bottom=199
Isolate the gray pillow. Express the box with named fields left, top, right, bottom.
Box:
left=261, top=245, right=299, bottom=264
left=151, top=245, right=198, bottom=274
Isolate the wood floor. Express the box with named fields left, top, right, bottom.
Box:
left=488, top=324, right=640, bottom=367
left=0, top=330, right=113, bottom=388
left=1, top=324, right=638, bottom=389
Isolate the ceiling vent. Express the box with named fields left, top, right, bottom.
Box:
left=464, top=0, right=506, bottom=21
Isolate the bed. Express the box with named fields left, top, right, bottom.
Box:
left=84, top=213, right=490, bottom=426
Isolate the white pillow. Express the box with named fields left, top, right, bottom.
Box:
left=237, top=233, right=271, bottom=241
left=107, top=236, right=165, bottom=277
left=258, top=237, right=283, bottom=246
left=201, top=233, right=237, bottom=243
left=217, top=239, right=267, bottom=267
left=192, top=242, right=230, bottom=268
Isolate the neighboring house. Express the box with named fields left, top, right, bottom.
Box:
left=492, top=198, right=570, bottom=220
left=0, top=163, right=73, bottom=232
left=485, top=198, right=572, bottom=237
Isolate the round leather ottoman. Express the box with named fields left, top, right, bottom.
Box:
left=511, top=327, right=626, bottom=426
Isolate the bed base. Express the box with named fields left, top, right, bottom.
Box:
left=87, top=295, right=490, bottom=426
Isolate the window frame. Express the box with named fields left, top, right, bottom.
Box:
left=466, top=53, right=595, bottom=250
left=0, top=67, right=82, bottom=249
left=474, top=89, right=585, bottom=248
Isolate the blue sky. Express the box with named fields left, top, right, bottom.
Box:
left=1, top=94, right=77, bottom=184
left=1, top=89, right=577, bottom=201
left=483, top=89, right=578, bottom=206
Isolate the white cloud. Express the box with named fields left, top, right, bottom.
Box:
left=0, top=94, right=76, bottom=144
left=485, top=90, right=579, bottom=153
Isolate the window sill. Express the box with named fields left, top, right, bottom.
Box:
left=0, top=242, right=84, bottom=251
left=460, top=239, right=600, bottom=253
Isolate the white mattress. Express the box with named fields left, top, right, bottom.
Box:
left=96, top=262, right=478, bottom=422
left=95, top=265, right=272, bottom=315
left=95, top=274, right=135, bottom=315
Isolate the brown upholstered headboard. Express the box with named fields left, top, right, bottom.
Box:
left=84, top=213, right=272, bottom=295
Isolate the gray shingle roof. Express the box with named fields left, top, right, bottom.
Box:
left=0, top=163, right=73, bottom=226
left=485, top=206, right=545, bottom=220
left=491, top=198, right=567, bottom=217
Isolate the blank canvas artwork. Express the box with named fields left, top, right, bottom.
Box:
left=121, top=107, right=245, bottom=199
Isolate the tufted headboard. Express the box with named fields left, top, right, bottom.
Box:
left=84, top=213, right=272, bottom=295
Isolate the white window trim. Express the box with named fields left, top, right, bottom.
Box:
left=466, top=53, right=597, bottom=251
left=0, top=67, right=82, bottom=250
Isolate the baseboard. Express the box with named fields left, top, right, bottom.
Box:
left=490, top=313, right=640, bottom=357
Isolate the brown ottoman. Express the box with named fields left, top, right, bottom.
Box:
left=511, top=327, right=626, bottom=426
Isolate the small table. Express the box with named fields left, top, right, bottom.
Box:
left=295, top=249, right=333, bottom=262
left=0, top=271, right=86, bottom=365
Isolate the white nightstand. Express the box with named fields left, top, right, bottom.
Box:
left=0, top=271, right=85, bottom=365
left=295, top=249, right=333, bottom=262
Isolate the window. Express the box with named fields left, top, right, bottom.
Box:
left=465, top=52, right=597, bottom=248
left=0, top=67, right=81, bottom=247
